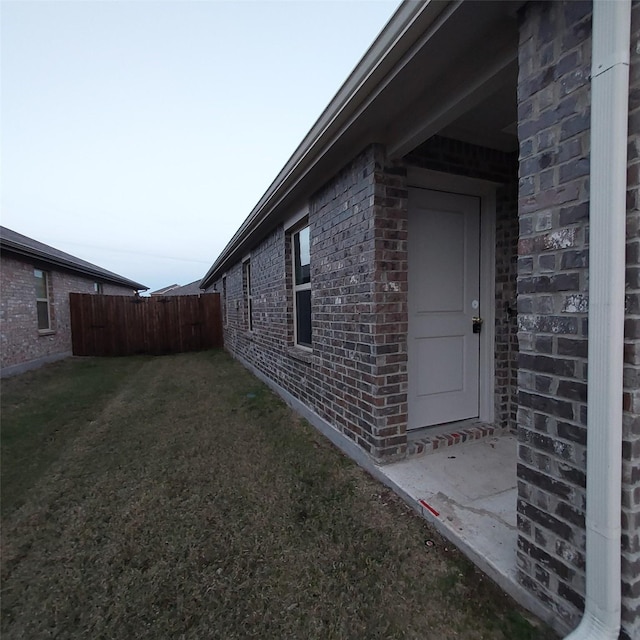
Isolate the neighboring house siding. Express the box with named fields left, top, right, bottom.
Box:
left=516, top=2, right=639, bottom=638
left=0, top=254, right=134, bottom=371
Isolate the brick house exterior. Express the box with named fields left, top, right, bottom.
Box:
left=1, top=227, right=147, bottom=375
left=201, top=2, right=638, bottom=637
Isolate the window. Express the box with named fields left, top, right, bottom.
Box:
left=34, top=269, right=51, bottom=331
left=244, top=260, right=253, bottom=331
left=293, top=224, right=311, bottom=348
left=222, top=276, right=228, bottom=325
left=94, top=282, right=103, bottom=294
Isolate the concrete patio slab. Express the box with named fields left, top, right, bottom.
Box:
left=379, top=434, right=517, bottom=574
left=372, top=433, right=563, bottom=632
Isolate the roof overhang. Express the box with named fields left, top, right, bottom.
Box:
left=1, top=239, right=148, bottom=291
left=201, top=0, right=520, bottom=288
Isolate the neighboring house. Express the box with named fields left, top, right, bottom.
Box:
left=200, top=1, right=639, bottom=638
left=0, top=226, right=148, bottom=376
left=150, top=283, right=180, bottom=296
left=150, top=280, right=208, bottom=296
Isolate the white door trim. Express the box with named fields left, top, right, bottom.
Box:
left=407, top=167, right=497, bottom=426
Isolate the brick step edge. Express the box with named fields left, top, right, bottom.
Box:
left=406, top=425, right=513, bottom=459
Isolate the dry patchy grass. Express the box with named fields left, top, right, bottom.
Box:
left=1, top=351, right=557, bottom=639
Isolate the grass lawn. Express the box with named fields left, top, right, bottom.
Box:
left=1, top=351, right=557, bottom=639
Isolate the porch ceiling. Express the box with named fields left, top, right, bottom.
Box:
left=438, top=80, right=518, bottom=153
left=308, top=1, right=519, bottom=173
left=381, top=13, right=519, bottom=157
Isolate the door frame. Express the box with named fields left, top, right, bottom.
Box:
left=407, top=167, right=498, bottom=426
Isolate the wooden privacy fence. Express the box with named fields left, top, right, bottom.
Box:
left=70, top=293, right=223, bottom=356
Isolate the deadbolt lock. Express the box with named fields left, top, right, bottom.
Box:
left=472, top=317, right=483, bottom=333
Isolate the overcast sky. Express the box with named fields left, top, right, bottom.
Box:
left=1, top=0, right=401, bottom=292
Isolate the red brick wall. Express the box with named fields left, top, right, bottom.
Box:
left=1, top=254, right=135, bottom=370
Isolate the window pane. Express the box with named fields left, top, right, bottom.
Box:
left=222, top=278, right=227, bottom=324
left=34, top=270, right=47, bottom=299
left=37, top=301, right=50, bottom=330
left=245, top=262, right=251, bottom=295
left=296, top=289, right=311, bottom=346
left=294, top=226, right=310, bottom=285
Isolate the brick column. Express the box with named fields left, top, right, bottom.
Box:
left=517, top=3, right=639, bottom=635
left=516, top=0, right=592, bottom=628
left=370, top=147, right=409, bottom=459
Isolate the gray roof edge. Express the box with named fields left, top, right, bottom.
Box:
left=200, top=0, right=450, bottom=288
left=160, top=280, right=208, bottom=296
left=1, top=228, right=148, bottom=290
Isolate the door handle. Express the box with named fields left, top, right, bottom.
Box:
left=472, top=317, right=483, bottom=333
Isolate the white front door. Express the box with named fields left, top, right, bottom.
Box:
left=408, top=188, right=481, bottom=429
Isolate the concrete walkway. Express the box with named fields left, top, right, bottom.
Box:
left=381, top=434, right=517, bottom=575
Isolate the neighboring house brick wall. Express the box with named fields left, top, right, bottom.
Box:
left=0, top=254, right=135, bottom=371
left=516, top=2, right=639, bottom=637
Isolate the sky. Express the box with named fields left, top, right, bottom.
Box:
left=1, top=0, right=401, bottom=292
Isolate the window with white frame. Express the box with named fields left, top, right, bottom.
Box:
left=94, top=282, right=103, bottom=294
left=243, top=260, right=253, bottom=331
left=34, top=269, right=51, bottom=331
left=293, top=224, right=311, bottom=348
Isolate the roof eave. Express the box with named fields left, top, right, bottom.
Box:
left=200, top=0, right=455, bottom=288
left=2, top=241, right=149, bottom=291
